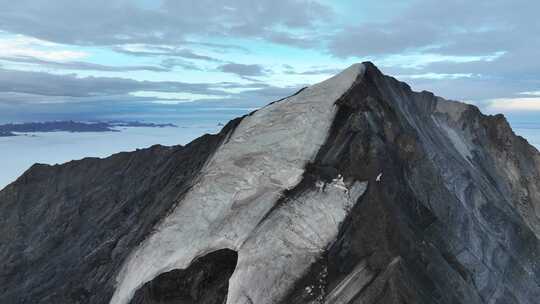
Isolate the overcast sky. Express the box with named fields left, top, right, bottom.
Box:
left=0, top=0, right=539, bottom=121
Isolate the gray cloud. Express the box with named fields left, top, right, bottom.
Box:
left=114, top=46, right=222, bottom=62
left=330, top=25, right=438, bottom=58
left=158, top=58, right=203, bottom=71
left=218, top=63, right=268, bottom=77
left=329, top=0, right=539, bottom=58
left=393, top=60, right=540, bottom=103
left=185, top=41, right=249, bottom=53
left=0, top=0, right=332, bottom=47
left=284, top=66, right=341, bottom=75
left=0, top=84, right=301, bottom=124
left=0, top=68, right=230, bottom=98
left=0, top=56, right=170, bottom=72
left=192, top=85, right=303, bottom=108
left=0, top=67, right=292, bottom=112
left=265, top=31, right=320, bottom=49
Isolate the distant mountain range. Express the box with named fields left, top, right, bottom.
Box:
left=0, top=120, right=177, bottom=136
left=0, top=131, right=16, bottom=137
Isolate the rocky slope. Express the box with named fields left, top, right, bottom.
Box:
left=1, top=62, right=539, bottom=304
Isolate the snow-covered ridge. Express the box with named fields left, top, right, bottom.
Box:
left=110, top=63, right=366, bottom=304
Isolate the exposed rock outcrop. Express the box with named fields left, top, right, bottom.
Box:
left=0, top=62, right=538, bottom=304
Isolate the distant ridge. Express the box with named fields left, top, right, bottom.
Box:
left=0, top=120, right=177, bottom=136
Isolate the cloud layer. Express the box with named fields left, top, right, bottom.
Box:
left=0, top=0, right=538, bottom=115
left=0, top=0, right=331, bottom=46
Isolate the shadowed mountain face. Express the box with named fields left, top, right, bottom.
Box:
left=0, top=63, right=539, bottom=304
left=129, top=249, right=238, bottom=304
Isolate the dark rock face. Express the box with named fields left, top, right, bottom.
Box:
left=0, top=63, right=538, bottom=304
left=282, top=63, right=540, bottom=303
left=130, top=249, right=238, bottom=304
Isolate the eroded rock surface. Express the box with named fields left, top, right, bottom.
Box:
left=0, top=62, right=539, bottom=304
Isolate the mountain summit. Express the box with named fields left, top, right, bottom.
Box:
left=1, top=63, right=539, bottom=304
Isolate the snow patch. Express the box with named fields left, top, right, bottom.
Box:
left=226, top=181, right=367, bottom=304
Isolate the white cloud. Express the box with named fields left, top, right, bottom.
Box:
left=131, top=91, right=225, bottom=103
left=375, top=51, right=505, bottom=69
left=0, top=34, right=88, bottom=61
left=400, top=73, right=475, bottom=80
left=520, top=91, right=540, bottom=96
left=486, top=97, right=540, bottom=112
